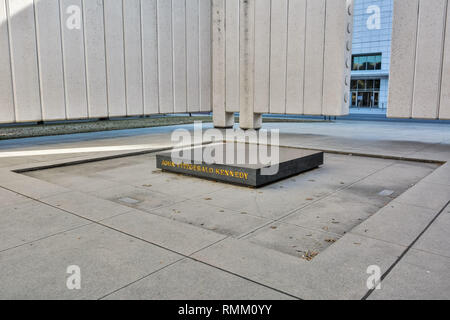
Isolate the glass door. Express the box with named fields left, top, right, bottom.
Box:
left=350, top=78, right=381, bottom=108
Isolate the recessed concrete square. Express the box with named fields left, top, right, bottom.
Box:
left=150, top=199, right=269, bottom=237
left=281, top=192, right=381, bottom=236
left=90, top=184, right=185, bottom=213
left=22, top=151, right=440, bottom=254
left=242, top=222, right=341, bottom=260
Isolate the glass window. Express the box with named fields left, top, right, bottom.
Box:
left=352, top=54, right=382, bottom=71
left=375, top=55, right=382, bottom=70
left=374, top=79, right=380, bottom=89
left=351, top=80, right=358, bottom=90
left=352, top=57, right=359, bottom=71
left=367, top=56, right=375, bottom=70
left=357, top=80, right=365, bottom=90
left=361, top=57, right=368, bottom=70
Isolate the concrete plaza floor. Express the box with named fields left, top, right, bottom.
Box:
left=0, top=120, right=449, bottom=300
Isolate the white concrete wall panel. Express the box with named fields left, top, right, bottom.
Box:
left=123, top=0, right=143, bottom=116
left=141, top=0, right=159, bottom=115
left=387, top=0, right=418, bottom=118
left=412, top=0, right=446, bottom=119
left=172, top=0, right=187, bottom=113
left=199, top=0, right=211, bottom=112
left=104, top=0, right=126, bottom=117
left=0, top=0, right=15, bottom=123
left=212, top=0, right=352, bottom=127
left=225, top=0, right=239, bottom=113
left=83, top=0, right=108, bottom=118
left=269, top=0, right=288, bottom=114
left=440, top=1, right=450, bottom=119
left=239, top=0, right=257, bottom=129
left=212, top=0, right=233, bottom=127
left=61, top=0, right=88, bottom=119
left=157, top=0, right=174, bottom=113
left=7, top=0, right=42, bottom=122
left=253, top=0, right=270, bottom=114
left=211, top=0, right=226, bottom=120
left=35, top=0, right=66, bottom=121
left=303, top=0, right=326, bottom=115
left=322, top=0, right=353, bottom=116
left=186, top=0, right=200, bottom=112
left=389, top=0, right=450, bottom=120
left=285, top=0, right=306, bottom=115
left=0, top=0, right=211, bottom=123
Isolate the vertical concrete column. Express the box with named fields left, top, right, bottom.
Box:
left=239, top=0, right=261, bottom=130
left=0, top=0, right=15, bottom=123
left=7, top=0, right=42, bottom=122
left=212, top=0, right=234, bottom=128
left=387, top=0, right=419, bottom=118
left=412, top=0, right=447, bottom=119
left=439, top=0, right=450, bottom=119
left=322, top=0, right=354, bottom=116
left=303, top=0, right=326, bottom=115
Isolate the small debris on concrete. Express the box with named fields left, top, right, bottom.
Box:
left=118, top=197, right=141, bottom=204
left=379, top=189, right=395, bottom=196
left=302, top=251, right=319, bottom=261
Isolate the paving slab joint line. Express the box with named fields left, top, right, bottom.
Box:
left=10, top=140, right=215, bottom=174
left=3, top=136, right=447, bottom=299
left=237, top=159, right=403, bottom=240
left=361, top=200, right=450, bottom=300
left=9, top=139, right=446, bottom=176
left=404, top=141, right=445, bottom=158
left=347, top=229, right=450, bottom=260
left=97, top=257, right=187, bottom=300
left=0, top=222, right=94, bottom=254
left=223, top=139, right=447, bottom=165
left=0, top=183, right=302, bottom=300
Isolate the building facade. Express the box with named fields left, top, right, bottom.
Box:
left=351, top=0, right=393, bottom=110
